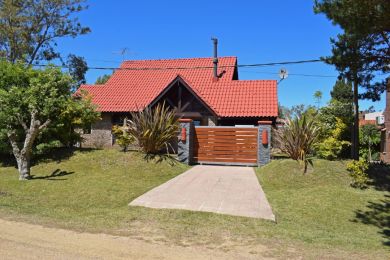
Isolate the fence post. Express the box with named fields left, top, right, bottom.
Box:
left=258, top=121, right=272, bottom=166
left=178, top=119, right=194, bottom=164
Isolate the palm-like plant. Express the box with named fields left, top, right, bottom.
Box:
left=276, top=115, right=319, bottom=173
left=127, top=102, right=179, bottom=154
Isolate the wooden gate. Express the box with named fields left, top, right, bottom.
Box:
left=193, top=127, right=258, bottom=166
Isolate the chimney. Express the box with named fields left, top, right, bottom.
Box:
left=211, top=37, right=218, bottom=80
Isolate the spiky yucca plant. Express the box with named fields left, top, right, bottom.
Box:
left=276, top=115, right=319, bottom=173
left=127, top=103, right=179, bottom=154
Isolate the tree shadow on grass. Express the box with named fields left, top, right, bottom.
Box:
left=143, top=153, right=178, bottom=166
left=353, top=194, right=390, bottom=246
left=33, top=147, right=96, bottom=165
left=352, top=162, right=390, bottom=246
left=31, top=169, right=74, bottom=181
left=366, top=162, right=390, bottom=191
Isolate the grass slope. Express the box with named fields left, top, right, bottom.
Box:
left=0, top=149, right=189, bottom=229
left=258, top=159, right=389, bottom=253
left=0, top=150, right=388, bottom=258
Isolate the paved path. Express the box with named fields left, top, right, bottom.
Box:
left=130, top=165, right=275, bottom=220
left=0, top=219, right=268, bottom=260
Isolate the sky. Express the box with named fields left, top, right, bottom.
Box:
left=57, top=0, right=385, bottom=111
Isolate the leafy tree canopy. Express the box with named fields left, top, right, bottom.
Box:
left=330, top=79, right=353, bottom=103
left=0, top=60, right=99, bottom=179
left=67, top=54, right=88, bottom=90
left=0, top=0, right=90, bottom=65
left=359, top=124, right=381, bottom=161
left=314, top=0, right=390, bottom=101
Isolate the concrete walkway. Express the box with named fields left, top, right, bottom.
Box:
left=129, top=165, right=275, bottom=220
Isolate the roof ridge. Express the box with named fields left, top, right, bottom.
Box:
left=121, top=56, right=237, bottom=63
left=230, top=79, right=278, bottom=83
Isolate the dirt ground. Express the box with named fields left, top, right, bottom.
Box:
left=0, top=219, right=273, bottom=260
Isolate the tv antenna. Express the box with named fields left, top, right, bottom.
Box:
left=278, top=68, right=288, bottom=83
left=112, top=48, right=137, bottom=61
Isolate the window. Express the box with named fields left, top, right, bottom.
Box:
left=112, top=114, right=128, bottom=126
left=83, top=124, right=92, bottom=134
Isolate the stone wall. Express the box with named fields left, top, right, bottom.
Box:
left=258, top=121, right=272, bottom=166
left=177, top=119, right=194, bottom=164
left=81, top=113, right=113, bottom=148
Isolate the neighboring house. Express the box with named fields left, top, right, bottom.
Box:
left=78, top=56, right=278, bottom=147
left=359, top=111, right=383, bottom=126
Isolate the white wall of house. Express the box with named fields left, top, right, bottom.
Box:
left=364, top=111, right=383, bottom=120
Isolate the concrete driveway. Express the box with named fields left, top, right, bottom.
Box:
left=129, top=165, right=275, bottom=220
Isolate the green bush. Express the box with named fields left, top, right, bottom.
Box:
left=112, top=124, right=134, bottom=152
left=35, top=140, right=62, bottom=155
left=346, top=160, right=369, bottom=189
left=315, top=118, right=350, bottom=160
left=316, top=137, right=350, bottom=160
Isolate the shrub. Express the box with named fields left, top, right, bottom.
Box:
left=35, top=140, right=62, bottom=155
left=315, top=137, right=350, bottom=160
left=346, top=159, right=369, bottom=189
left=127, top=103, right=179, bottom=154
left=112, top=124, right=134, bottom=152
left=276, top=115, right=319, bottom=173
left=359, top=124, right=380, bottom=162
left=315, top=118, right=351, bottom=160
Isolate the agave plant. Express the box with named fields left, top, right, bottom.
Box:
left=127, top=102, right=179, bottom=154
left=276, top=115, right=320, bottom=173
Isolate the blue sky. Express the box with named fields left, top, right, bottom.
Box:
left=57, top=0, right=385, bottom=111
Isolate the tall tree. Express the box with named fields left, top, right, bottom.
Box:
left=314, top=0, right=390, bottom=159
left=314, top=90, right=323, bottom=108
left=330, top=79, right=353, bottom=103
left=66, top=54, right=88, bottom=91
left=0, top=61, right=99, bottom=180
left=0, top=0, right=90, bottom=65
left=95, top=74, right=111, bottom=85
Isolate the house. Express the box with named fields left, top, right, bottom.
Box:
left=78, top=55, right=278, bottom=147
left=359, top=111, right=383, bottom=126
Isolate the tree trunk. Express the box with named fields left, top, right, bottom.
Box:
left=16, top=153, right=31, bottom=180
left=7, top=111, right=51, bottom=180
left=368, top=146, right=371, bottom=162
left=368, top=138, right=372, bottom=162
left=352, top=79, right=359, bottom=160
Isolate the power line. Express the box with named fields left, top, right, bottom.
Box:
left=241, top=70, right=337, bottom=78
left=34, top=59, right=324, bottom=71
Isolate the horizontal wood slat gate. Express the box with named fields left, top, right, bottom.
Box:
left=193, top=127, right=258, bottom=166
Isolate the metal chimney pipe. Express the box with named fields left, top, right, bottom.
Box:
left=211, top=37, right=218, bottom=79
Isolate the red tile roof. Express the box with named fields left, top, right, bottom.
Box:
left=78, top=57, right=278, bottom=117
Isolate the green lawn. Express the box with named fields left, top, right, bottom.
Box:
left=0, top=149, right=388, bottom=259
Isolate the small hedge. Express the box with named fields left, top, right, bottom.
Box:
left=346, top=160, right=369, bottom=189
